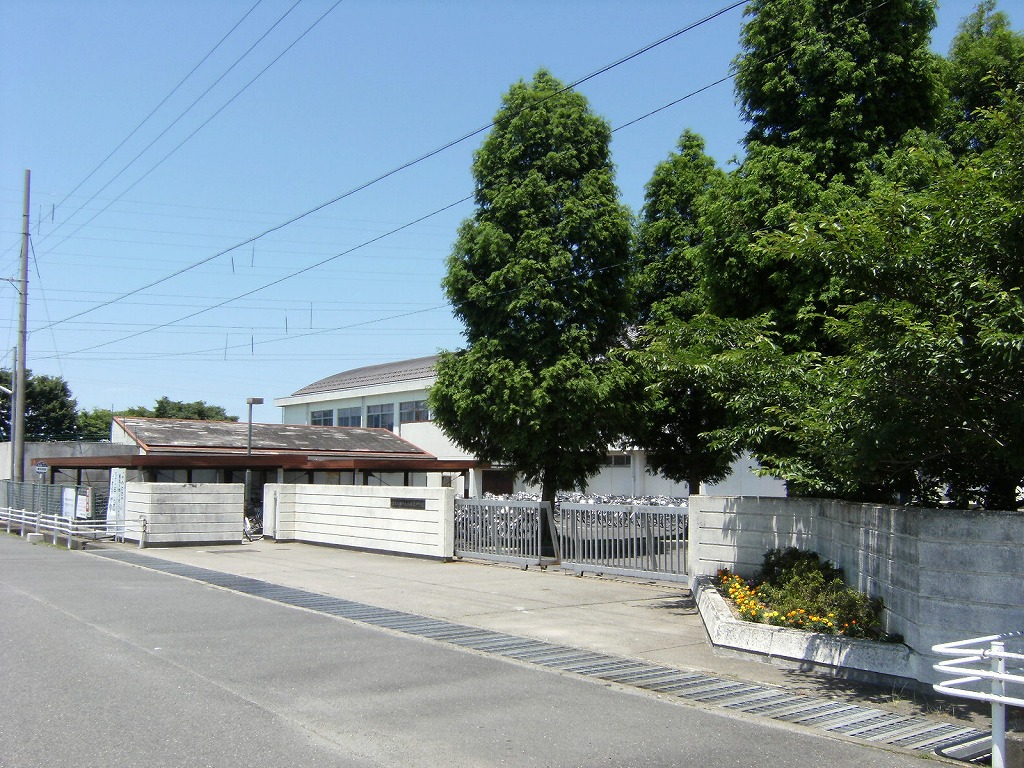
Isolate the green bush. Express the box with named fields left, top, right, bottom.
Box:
left=718, top=548, right=897, bottom=641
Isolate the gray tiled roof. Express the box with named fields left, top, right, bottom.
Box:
left=116, top=417, right=429, bottom=457
left=291, top=355, right=439, bottom=397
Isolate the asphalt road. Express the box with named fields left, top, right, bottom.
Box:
left=0, top=536, right=936, bottom=768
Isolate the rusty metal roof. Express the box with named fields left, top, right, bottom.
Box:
left=116, top=416, right=429, bottom=458
left=290, top=355, right=438, bottom=397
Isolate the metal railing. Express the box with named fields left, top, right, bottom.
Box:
left=454, top=499, right=689, bottom=581
left=933, top=632, right=1024, bottom=768
left=454, top=498, right=554, bottom=567
left=1, top=479, right=119, bottom=548
left=556, top=503, right=688, bottom=582
left=0, top=506, right=119, bottom=548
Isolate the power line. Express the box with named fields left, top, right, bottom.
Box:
left=32, top=0, right=343, bottom=275
left=35, top=2, right=749, bottom=335
left=50, top=0, right=266, bottom=220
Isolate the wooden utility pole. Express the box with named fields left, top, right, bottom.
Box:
left=14, top=170, right=29, bottom=482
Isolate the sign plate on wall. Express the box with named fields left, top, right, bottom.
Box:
left=390, top=497, right=426, bottom=510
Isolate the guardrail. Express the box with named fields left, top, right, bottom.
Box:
left=933, top=632, right=1024, bottom=768
left=1, top=506, right=120, bottom=548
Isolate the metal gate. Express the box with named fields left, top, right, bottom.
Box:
left=454, top=498, right=688, bottom=581
left=453, top=498, right=554, bottom=567
left=557, top=503, right=688, bottom=583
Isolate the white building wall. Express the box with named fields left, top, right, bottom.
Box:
left=124, top=482, right=242, bottom=546
left=277, top=378, right=786, bottom=501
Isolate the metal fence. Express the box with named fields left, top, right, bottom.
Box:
left=933, top=632, right=1024, bottom=768
left=1, top=480, right=119, bottom=548
left=454, top=498, right=688, bottom=581
left=556, top=503, right=688, bottom=582
left=454, top=498, right=554, bottom=567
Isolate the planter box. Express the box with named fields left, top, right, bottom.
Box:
left=692, top=573, right=914, bottom=684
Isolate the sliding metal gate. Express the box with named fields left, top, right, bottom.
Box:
left=454, top=498, right=688, bottom=581
left=454, top=498, right=554, bottom=567
left=557, top=503, right=688, bottom=583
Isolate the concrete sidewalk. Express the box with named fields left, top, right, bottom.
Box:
left=89, top=537, right=989, bottom=729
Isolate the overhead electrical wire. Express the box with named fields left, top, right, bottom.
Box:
left=31, top=0, right=343, bottom=273
left=37, top=63, right=747, bottom=362
left=35, top=1, right=749, bottom=336
left=40, top=0, right=905, bottom=365
left=49, top=0, right=266, bottom=222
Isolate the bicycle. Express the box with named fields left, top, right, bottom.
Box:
left=243, top=513, right=263, bottom=542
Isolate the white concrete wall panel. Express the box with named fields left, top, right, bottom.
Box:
left=267, top=484, right=455, bottom=559
left=124, top=482, right=243, bottom=545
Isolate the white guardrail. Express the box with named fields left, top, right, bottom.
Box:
left=933, top=632, right=1024, bottom=768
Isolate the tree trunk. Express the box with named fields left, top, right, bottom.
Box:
left=985, top=476, right=1020, bottom=511
left=688, top=473, right=702, bottom=497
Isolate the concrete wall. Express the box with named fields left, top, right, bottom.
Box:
left=687, top=495, right=1024, bottom=683
left=123, top=482, right=242, bottom=546
left=265, top=483, right=455, bottom=559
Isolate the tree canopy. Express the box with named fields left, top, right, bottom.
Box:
left=630, top=0, right=1024, bottom=509
left=0, top=369, right=79, bottom=442
left=431, top=69, right=633, bottom=506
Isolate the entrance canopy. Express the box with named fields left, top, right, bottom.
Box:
left=33, top=417, right=479, bottom=481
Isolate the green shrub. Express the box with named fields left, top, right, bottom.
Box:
left=718, top=548, right=896, bottom=641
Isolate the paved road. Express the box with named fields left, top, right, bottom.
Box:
left=0, top=536, right=937, bottom=767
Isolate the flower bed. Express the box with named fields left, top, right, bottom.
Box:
left=716, top=548, right=898, bottom=642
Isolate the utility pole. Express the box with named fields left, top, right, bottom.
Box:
left=14, top=170, right=29, bottom=483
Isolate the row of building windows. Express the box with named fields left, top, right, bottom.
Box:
left=308, top=400, right=431, bottom=431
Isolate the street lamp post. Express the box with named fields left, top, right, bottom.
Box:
left=245, top=397, right=263, bottom=515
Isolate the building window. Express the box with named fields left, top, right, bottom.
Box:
left=604, top=454, right=631, bottom=467
left=337, top=406, right=361, bottom=427
left=366, top=403, right=394, bottom=431
left=399, top=399, right=431, bottom=424
left=310, top=409, right=334, bottom=426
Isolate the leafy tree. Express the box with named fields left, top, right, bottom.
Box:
left=937, top=0, right=1024, bottom=155
left=430, top=69, right=633, bottom=510
left=0, top=369, right=78, bottom=441
left=716, top=92, right=1024, bottom=509
left=734, top=0, right=942, bottom=180
left=126, top=397, right=237, bottom=421
left=77, top=408, right=117, bottom=441
left=625, top=132, right=738, bottom=492
left=633, top=130, right=722, bottom=321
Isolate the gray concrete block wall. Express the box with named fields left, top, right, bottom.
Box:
left=689, top=495, right=1024, bottom=684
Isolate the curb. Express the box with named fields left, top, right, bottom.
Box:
left=691, top=573, right=915, bottom=685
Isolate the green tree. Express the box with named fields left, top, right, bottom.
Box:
left=937, top=0, right=1024, bottom=155
left=0, top=369, right=78, bottom=441
left=77, top=408, right=116, bottom=441
left=430, top=69, right=633, bottom=509
left=625, top=132, right=738, bottom=492
left=734, top=0, right=942, bottom=181
left=719, top=92, right=1024, bottom=509
left=633, top=130, right=722, bottom=321
left=126, top=397, right=237, bottom=421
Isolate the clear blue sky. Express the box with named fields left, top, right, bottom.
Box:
left=0, top=0, right=997, bottom=420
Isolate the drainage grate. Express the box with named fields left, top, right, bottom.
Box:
left=91, top=549, right=991, bottom=762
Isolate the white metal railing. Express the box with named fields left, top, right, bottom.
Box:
left=1, top=506, right=122, bottom=548
left=933, top=632, right=1024, bottom=768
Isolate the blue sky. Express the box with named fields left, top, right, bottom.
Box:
left=0, top=0, right=998, bottom=420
